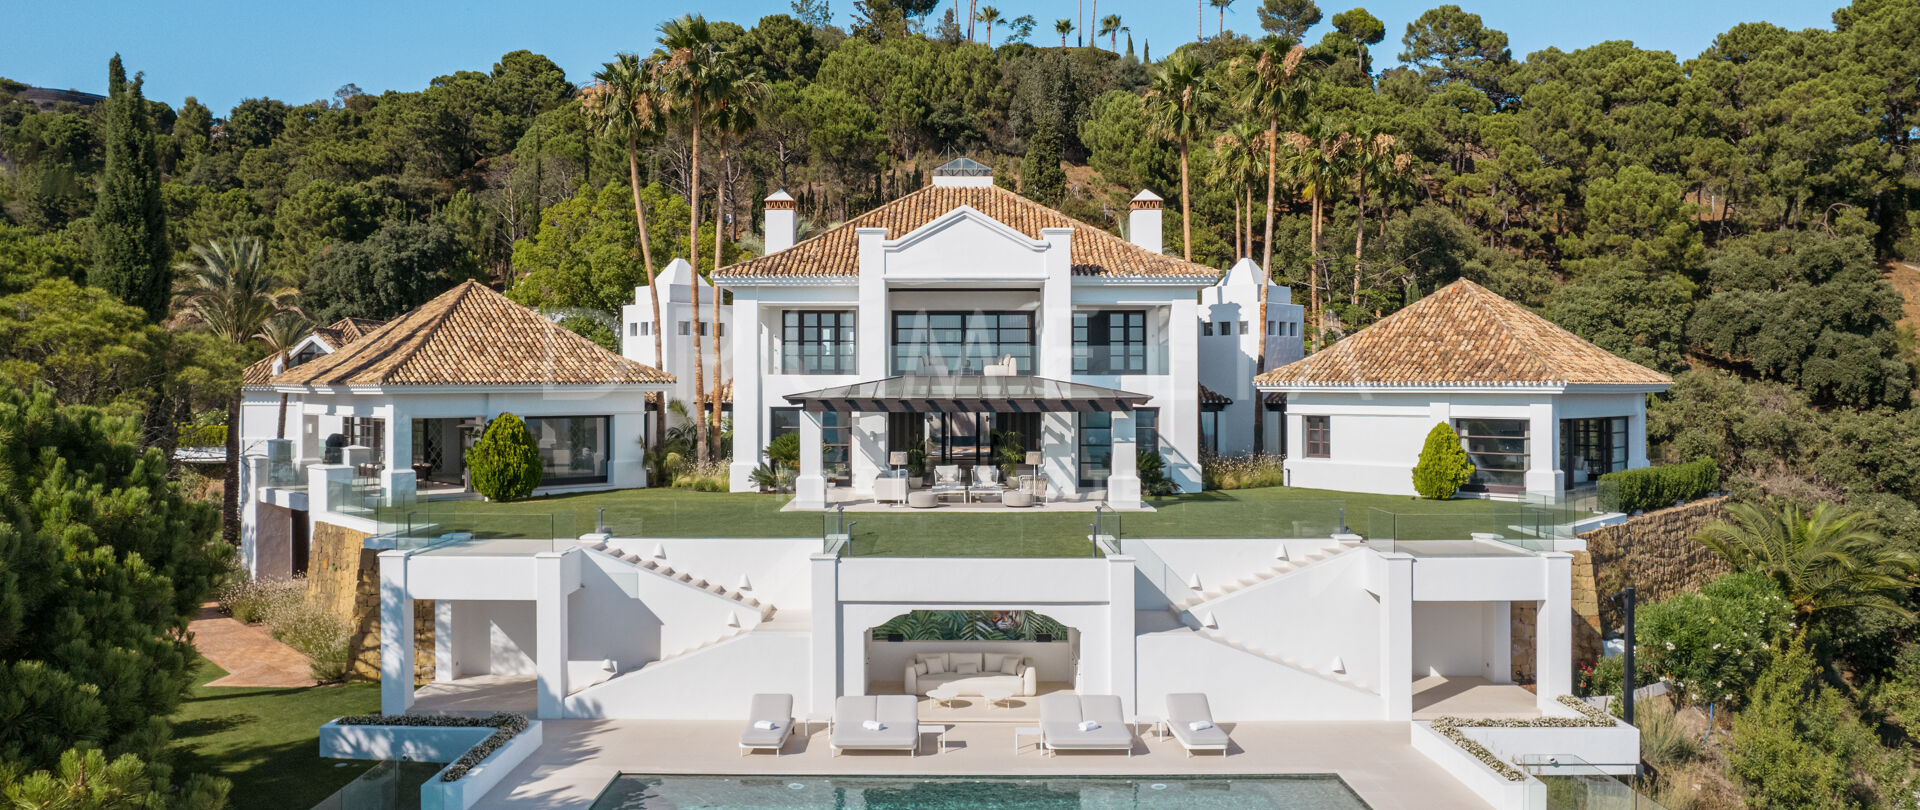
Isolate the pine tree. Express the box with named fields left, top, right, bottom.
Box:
left=89, top=55, right=171, bottom=322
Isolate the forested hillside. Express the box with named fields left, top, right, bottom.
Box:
left=1, top=0, right=1919, bottom=805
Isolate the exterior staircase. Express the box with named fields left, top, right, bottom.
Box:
left=1168, top=540, right=1356, bottom=614
left=1187, top=625, right=1378, bottom=695
left=577, top=537, right=776, bottom=622
left=1159, top=538, right=1375, bottom=695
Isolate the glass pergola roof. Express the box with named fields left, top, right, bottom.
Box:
left=782, top=375, right=1151, bottom=414
left=931, top=156, right=993, bottom=177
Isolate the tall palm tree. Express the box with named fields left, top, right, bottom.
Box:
left=1210, top=0, right=1235, bottom=37
left=172, top=235, right=299, bottom=546
left=1212, top=121, right=1265, bottom=259
left=1145, top=53, right=1217, bottom=261
left=1284, top=120, right=1352, bottom=343
left=704, top=57, right=766, bottom=458
left=1055, top=18, right=1074, bottom=47
left=1695, top=502, right=1918, bottom=620
left=1235, top=38, right=1310, bottom=456
left=255, top=313, right=311, bottom=440
left=583, top=52, right=668, bottom=447
left=1099, top=14, right=1128, bottom=51
left=1347, top=127, right=1408, bottom=308
left=976, top=6, right=1005, bottom=45
left=1198, top=0, right=1205, bottom=41
left=652, top=14, right=726, bottom=467
left=968, top=0, right=978, bottom=41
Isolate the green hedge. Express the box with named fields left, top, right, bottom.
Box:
left=1598, top=457, right=1720, bottom=513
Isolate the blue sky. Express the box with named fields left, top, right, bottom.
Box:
left=4, top=0, right=1837, bottom=115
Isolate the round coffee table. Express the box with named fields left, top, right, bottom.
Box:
left=981, top=687, right=1014, bottom=710
left=926, top=686, right=960, bottom=707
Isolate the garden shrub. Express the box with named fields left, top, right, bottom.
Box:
left=765, top=432, right=800, bottom=469
left=1636, top=571, right=1793, bottom=708
left=1138, top=450, right=1177, bottom=496
left=1598, top=457, right=1720, bottom=513
left=261, top=596, right=353, bottom=682
left=467, top=413, right=541, bottom=502
left=1200, top=453, right=1287, bottom=490
left=217, top=578, right=302, bottom=625
left=1411, top=422, right=1474, bottom=499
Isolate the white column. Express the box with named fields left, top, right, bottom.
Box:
left=1628, top=395, right=1650, bottom=469
left=381, top=410, right=416, bottom=506
left=240, top=454, right=268, bottom=578
left=1525, top=400, right=1560, bottom=498
left=378, top=550, right=415, bottom=715
left=1537, top=552, right=1573, bottom=710
left=1037, top=228, right=1074, bottom=380
left=1165, top=296, right=1201, bottom=492
left=1042, top=413, right=1077, bottom=497
left=534, top=551, right=571, bottom=719
left=809, top=553, right=840, bottom=717
left=1106, top=409, right=1141, bottom=509
left=1482, top=601, right=1512, bottom=683
left=794, top=409, right=827, bottom=509
left=850, top=413, right=885, bottom=495
left=856, top=229, right=889, bottom=378
left=1376, top=551, right=1414, bottom=721
left=729, top=294, right=763, bottom=491
left=1107, top=551, right=1139, bottom=714
left=308, top=463, right=355, bottom=520
left=434, top=601, right=456, bottom=682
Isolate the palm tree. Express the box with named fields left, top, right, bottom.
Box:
left=1145, top=53, right=1217, bottom=261
left=976, top=6, right=1005, bottom=45
left=1235, top=37, right=1310, bottom=454
left=1197, top=0, right=1205, bottom=41
left=1695, top=502, right=1918, bottom=620
left=1284, top=120, right=1352, bottom=343
left=255, top=313, right=312, bottom=440
left=1055, top=18, right=1074, bottom=46
left=1347, top=127, right=1408, bottom=308
left=652, top=14, right=726, bottom=467
left=1210, top=0, right=1235, bottom=37
left=1212, top=122, right=1265, bottom=259
left=172, top=235, right=299, bottom=546
left=704, top=57, right=766, bottom=458
left=583, top=52, right=668, bottom=447
left=1099, top=14, right=1128, bottom=51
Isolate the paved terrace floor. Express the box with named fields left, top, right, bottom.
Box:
left=472, top=718, right=1491, bottom=809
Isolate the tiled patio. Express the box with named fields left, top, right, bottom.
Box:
left=470, top=717, right=1491, bottom=809
left=794, top=486, right=1149, bottom=513
left=1411, top=675, right=1540, bottom=720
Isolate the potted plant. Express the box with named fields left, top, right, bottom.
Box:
left=907, top=447, right=928, bottom=486
left=995, top=429, right=1026, bottom=484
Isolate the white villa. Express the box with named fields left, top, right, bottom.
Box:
left=1256, top=279, right=1672, bottom=499
left=237, top=160, right=1662, bottom=810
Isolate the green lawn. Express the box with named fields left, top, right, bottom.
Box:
left=377, top=485, right=1584, bottom=557
left=168, top=658, right=382, bottom=810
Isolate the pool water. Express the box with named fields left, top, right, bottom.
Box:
left=588, top=774, right=1373, bottom=809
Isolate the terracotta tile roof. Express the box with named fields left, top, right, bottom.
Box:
left=1198, top=384, right=1232, bottom=405
left=715, top=184, right=1220, bottom=280
left=1254, top=279, right=1672, bottom=389
left=241, top=316, right=386, bottom=387
left=269, top=281, right=673, bottom=388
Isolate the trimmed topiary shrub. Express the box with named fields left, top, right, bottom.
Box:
left=1598, top=457, right=1720, bottom=513
left=1411, top=422, right=1475, bottom=499
left=467, top=413, right=542, bottom=502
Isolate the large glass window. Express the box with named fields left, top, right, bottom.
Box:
left=1302, top=415, right=1329, bottom=458
left=523, top=416, right=611, bottom=485
left=767, top=408, right=848, bottom=482
left=1073, top=311, right=1147, bottom=375
left=1078, top=412, right=1112, bottom=488
left=1454, top=418, right=1530, bottom=491
left=1199, top=411, right=1219, bottom=455
left=341, top=417, right=385, bottom=464
left=1135, top=408, right=1159, bottom=453
left=891, top=311, right=1034, bottom=376
left=780, top=310, right=856, bottom=374
left=1562, top=417, right=1628, bottom=486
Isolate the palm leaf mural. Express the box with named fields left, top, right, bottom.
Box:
left=868, top=610, right=1069, bottom=642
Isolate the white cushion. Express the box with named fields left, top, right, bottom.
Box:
left=925, top=657, right=946, bottom=674
left=952, top=652, right=983, bottom=671
left=861, top=720, right=884, bottom=731
left=954, top=661, right=979, bottom=675
left=914, top=662, right=928, bottom=676
left=1188, top=720, right=1214, bottom=731
left=1000, top=656, right=1021, bottom=675
left=1077, top=720, right=1100, bottom=731
left=984, top=652, right=1005, bottom=671
left=753, top=720, right=778, bottom=730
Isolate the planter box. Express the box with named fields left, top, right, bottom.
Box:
left=319, top=719, right=544, bottom=810
left=1410, top=723, right=1546, bottom=810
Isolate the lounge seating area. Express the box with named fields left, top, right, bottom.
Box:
left=829, top=695, right=921, bottom=756
left=1038, top=694, right=1135, bottom=756
left=904, top=652, right=1037, bottom=697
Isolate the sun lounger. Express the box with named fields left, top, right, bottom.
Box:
left=738, top=693, right=796, bottom=756
left=829, top=695, right=920, bottom=756
left=1165, top=693, right=1230, bottom=757
left=1039, top=694, right=1133, bottom=755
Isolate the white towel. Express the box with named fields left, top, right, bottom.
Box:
left=753, top=720, right=778, bottom=730
left=1188, top=720, right=1215, bottom=731
left=861, top=720, right=884, bottom=731
left=1077, top=720, right=1100, bottom=732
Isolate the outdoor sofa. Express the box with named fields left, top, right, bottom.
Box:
left=829, top=695, right=920, bottom=756
left=904, top=652, right=1037, bottom=697
left=1038, top=693, right=1133, bottom=755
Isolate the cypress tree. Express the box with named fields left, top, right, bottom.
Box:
left=1021, top=117, right=1068, bottom=208
left=90, top=54, right=171, bottom=321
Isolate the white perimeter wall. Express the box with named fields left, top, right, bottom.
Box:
left=563, top=631, right=811, bottom=720
left=1412, top=601, right=1509, bottom=680
left=441, top=600, right=538, bottom=678
left=1136, top=632, right=1382, bottom=721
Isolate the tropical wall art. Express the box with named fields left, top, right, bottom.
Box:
left=870, top=610, right=1070, bottom=642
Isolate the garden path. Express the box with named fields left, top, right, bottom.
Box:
left=189, top=601, right=316, bottom=687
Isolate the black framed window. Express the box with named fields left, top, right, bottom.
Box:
left=1078, top=412, right=1112, bottom=488
left=1135, top=408, right=1159, bottom=453
left=1199, top=411, right=1218, bottom=455
left=1562, top=416, right=1628, bottom=486
left=1454, top=418, right=1529, bottom=491
left=522, top=415, right=611, bottom=485
left=891, top=311, right=1033, bottom=376
left=1303, top=415, right=1330, bottom=458
left=1073, top=311, right=1147, bottom=375
left=343, top=417, right=385, bottom=458
left=780, top=310, right=856, bottom=374
left=767, top=408, right=848, bottom=482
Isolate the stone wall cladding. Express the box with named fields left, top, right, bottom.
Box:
left=310, top=520, right=434, bottom=684
left=1580, top=496, right=1732, bottom=634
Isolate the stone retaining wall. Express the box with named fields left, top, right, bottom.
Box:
left=1580, top=496, right=1732, bottom=635
left=309, top=520, right=434, bottom=683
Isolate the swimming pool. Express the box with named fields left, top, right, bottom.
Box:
left=588, top=774, right=1373, bottom=809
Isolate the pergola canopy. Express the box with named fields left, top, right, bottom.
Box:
left=783, top=375, right=1151, bottom=414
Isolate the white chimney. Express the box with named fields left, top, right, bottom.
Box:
left=764, top=190, right=796, bottom=253
left=1129, top=190, right=1163, bottom=254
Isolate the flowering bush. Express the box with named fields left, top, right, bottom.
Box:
left=217, top=578, right=302, bottom=625
left=1200, top=453, right=1287, bottom=490
left=263, top=597, right=354, bottom=683
left=1635, top=571, right=1793, bottom=709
